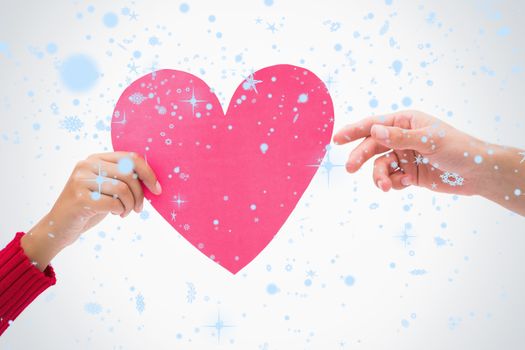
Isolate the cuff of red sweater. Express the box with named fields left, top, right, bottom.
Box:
left=0, top=232, right=57, bottom=283
left=0, top=231, right=56, bottom=332
left=0, top=232, right=56, bottom=334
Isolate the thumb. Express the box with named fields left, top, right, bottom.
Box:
left=371, top=124, right=430, bottom=151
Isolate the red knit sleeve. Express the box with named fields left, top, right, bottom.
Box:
left=0, top=232, right=56, bottom=336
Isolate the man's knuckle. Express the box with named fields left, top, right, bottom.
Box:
left=75, top=159, right=90, bottom=169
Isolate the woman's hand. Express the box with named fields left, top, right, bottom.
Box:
left=21, top=152, right=162, bottom=271
left=333, top=109, right=525, bottom=215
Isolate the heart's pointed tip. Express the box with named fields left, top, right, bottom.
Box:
left=221, top=259, right=253, bottom=275
left=224, top=266, right=243, bottom=275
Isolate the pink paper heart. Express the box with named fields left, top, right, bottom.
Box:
left=111, top=65, right=334, bottom=274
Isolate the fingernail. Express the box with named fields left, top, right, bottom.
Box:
left=155, top=181, right=162, bottom=194
left=372, top=125, right=389, bottom=140
left=401, top=176, right=411, bottom=186
left=139, top=202, right=144, bottom=212
left=377, top=180, right=384, bottom=190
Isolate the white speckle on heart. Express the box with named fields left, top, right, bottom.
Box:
left=298, top=93, right=308, bottom=103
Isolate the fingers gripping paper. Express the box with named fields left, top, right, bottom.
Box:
left=111, top=65, right=334, bottom=274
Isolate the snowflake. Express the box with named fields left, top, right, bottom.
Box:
left=186, top=282, right=196, bottom=303
left=183, top=223, right=190, bottom=231
left=414, top=154, right=425, bottom=165
left=128, top=92, right=147, bottom=105
left=448, top=316, right=461, bottom=330
left=410, top=269, right=427, bottom=276
left=242, top=73, right=263, bottom=93
left=440, top=172, right=464, bottom=186
left=60, top=116, right=84, bottom=132
left=323, top=20, right=341, bottom=32
left=306, top=269, right=317, bottom=278
left=135, top=293, right=145, bottom=314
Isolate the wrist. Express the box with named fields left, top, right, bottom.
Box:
left=474, top=144, right=522, bottom=203
left=472, top=148, right=502, bottom=199
left=21, top=213, right=67, bottom=271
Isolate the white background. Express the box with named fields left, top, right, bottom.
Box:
left=1, top=0, right=525, bottom=349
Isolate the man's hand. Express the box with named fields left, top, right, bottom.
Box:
left=333, top=109, right=525, bottom=216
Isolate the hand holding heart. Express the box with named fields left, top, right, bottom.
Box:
left=21, top=151, right=162, bottom=271
left=24, top=65, right=335, bottom=274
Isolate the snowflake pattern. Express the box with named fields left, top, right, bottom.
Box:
left=128, top=92, right=147, bottom=105
left=59, top=116, right=84, bottom=132
left=440, top=172, right=464, bottom=186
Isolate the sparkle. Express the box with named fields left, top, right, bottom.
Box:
left=242, top=73, right=263, bottom=94
left=203, top=311, right=235, bottom=344
left=171, top=193, right=187, bottom=208
left=306, top=144, right=344, bottom=186
left=325, top=74, right=336, bottom=90
left=181, top=87, right=207, bottom=116
left=112, top=111, right=127, bottom=125
left=81, top=163, right=109, bottom=200
left=393, top=223, right=416, bottom=248
left=414, top=154, right=424, bottom=165
left=431, top=182, right=437, bottom=190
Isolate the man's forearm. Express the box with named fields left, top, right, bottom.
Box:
left=476, top=144, right=525, bottom=216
